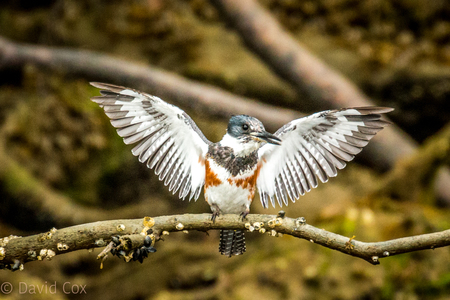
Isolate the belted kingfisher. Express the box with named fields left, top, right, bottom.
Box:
left=91, top=82, right=393, bottom=257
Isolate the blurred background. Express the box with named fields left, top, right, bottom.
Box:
left=1, top=0, right=450, bottom=299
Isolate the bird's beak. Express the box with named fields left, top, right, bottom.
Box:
left=251, top=131, right=282, bottom=145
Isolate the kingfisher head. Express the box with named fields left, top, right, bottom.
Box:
left=220, top=115, right=281, bottom=156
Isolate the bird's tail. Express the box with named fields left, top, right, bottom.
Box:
left=219, top=229, right=246, bottom=257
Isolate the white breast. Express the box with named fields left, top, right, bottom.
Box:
left=204, top=158, right=258, bottom=214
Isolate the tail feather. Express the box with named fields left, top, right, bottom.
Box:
left=219, top=230, right=246, bottom=257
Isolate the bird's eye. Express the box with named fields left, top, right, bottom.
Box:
left=242, top=124, right=249, bottom=131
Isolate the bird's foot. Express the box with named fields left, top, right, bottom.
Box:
left=239, top=210, right=249, bottom=222
left=210, top=204, right=220, bottom=223
left=211, top=211, right=220, bottom=223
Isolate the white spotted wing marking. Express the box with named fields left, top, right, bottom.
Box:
left=257, top=107, right=393, bottom=208
left=91, top=82, right=211, bottom=201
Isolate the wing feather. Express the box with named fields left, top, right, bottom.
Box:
left=274, top=177, right=284, bottom=207
left=147, top=133, right=172, bottom=169
left=163, top=149, right=182, bottom=185
left=285, top=160, right=300, bottom=200
left=169, top=161, right=184, bottom=192
left=154, top=141, right=176, bottom=176
left=118, top=121, right=158, bottom=138
left=290, top=156, right=307, bottom=195
left=282, top=165, right=296, bottom=203
left=295, top=150, right=316, bottom=189
left=257, top=107, right=393, bottom=208
left=279, top=169, right=291, bottom=206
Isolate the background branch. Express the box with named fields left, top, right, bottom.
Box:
left=2, top=213, right=450, bottom=270
left=0, top=36, right=299, bottom=132
left=0, top=142, right=167, bottom=226
left=211, top=0, right=376, bottom=109
left=373, top=121, right=450, bottom=200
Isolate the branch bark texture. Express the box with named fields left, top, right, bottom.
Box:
left=1, top=214, right=449, bottom=270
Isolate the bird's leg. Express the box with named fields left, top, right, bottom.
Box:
left=210, top=204, right=220, bottom=223
left=211, top=212, right=220, bottom=223
left=240, top=209, right=250, bottom=222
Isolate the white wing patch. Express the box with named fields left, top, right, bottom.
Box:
left=91, top=82, right=210, bottom=201
left=257, top=107, right=393, bottom=208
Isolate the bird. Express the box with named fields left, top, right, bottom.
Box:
left=90, top=82, right=393, bottom=257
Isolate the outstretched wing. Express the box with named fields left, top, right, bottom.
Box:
left=91, top=82, right=211, bottom=201
left=256, top=107, right=393, bottom=208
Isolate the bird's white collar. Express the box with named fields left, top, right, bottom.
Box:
left=220, top=133, right=261, bottom=157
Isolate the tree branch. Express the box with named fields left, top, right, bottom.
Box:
left=1, top=214, right=449, bottom=270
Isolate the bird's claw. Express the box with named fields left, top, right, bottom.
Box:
left=240, top=211, right=249, bottom=222
left=211, top=212, right=220, bottom=223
